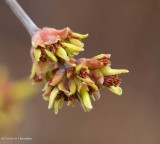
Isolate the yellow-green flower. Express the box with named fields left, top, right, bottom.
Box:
left=30, top=27, right=88, bottom=82
left=41, top=54, right=128, bottom=114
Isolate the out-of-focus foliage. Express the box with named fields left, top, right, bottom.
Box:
left=0, top=67, right=37, bottom=134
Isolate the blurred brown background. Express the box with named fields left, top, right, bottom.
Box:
left=0, top=0, right=160, bottom=144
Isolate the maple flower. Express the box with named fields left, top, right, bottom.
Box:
left=42, top=54, right=129, bottom=114
left=4, top=0, right=129, bottom=115
left=30, top=27, right=88, bottom=82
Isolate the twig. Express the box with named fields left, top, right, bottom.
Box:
left=5, top=0, right=39, bottom=36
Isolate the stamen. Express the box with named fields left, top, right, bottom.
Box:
left=33, top=74, right=42, bottom=82
left=68, top=94, right=79, bottom=101
left=57, top=56, right=66, bottom=64
left=67, top=32, right=80, bottom=39
left=67, top=66, right=75, bottom=78
left=98, top=56, right=110, bottom=66
left=103, top=75, right=121, bottom=87
left=46, top=44, right=57, bottom=53
left=37, top=46, right=47, bottom=62
left=56, top=91, right=64, bottom=100
left=79, top=68, right=88, bottom=78
left=88, top=86, right=96, bottom=94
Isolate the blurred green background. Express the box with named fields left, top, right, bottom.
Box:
left=0, top=0, right=160, bottom=144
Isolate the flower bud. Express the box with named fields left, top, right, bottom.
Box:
left=93, top=54, right=111, bottom=60
left=42, top=85, right=52, bottom=101
left=61, top=42, right=84, bottom=53
left=69, top=38, right=84, bottom=47
left=33, top=48, right=41, bottom=61
left=80, top=88, right=93, bottom=110
left=55, top=46, right=70, bottom=61
left=29, top=62, right=36, bottom=80
left=30, top=61, right=49, bottom=82
left=48, top=87, right=59, bottom=109
left=107, top=86, right=122, bottom=96
left=44, top=49, right=57, bottom=62
left=68, top=80, right=76, bottom=95
left=100, top=66, right=129, bottom=76
left=77, top=76, right=98, bottom=91
left=54, top=98, right=64, bottom=114
left=72, top=33, right=88, bottom=39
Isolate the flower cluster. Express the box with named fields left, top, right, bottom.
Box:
left=30, top=27, right=129, bottom=114
left=30, top=27, right=88, bottom=82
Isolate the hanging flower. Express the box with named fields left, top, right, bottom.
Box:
left=28, top=27, right=128, bottom=114
left=41, top=54, right=129, bottom=114
left=4, top=0, right=129, bottom=115
left=30, top=27, right=88, bottom=82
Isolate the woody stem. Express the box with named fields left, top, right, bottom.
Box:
left=5, top=0, right=39, bottom=36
